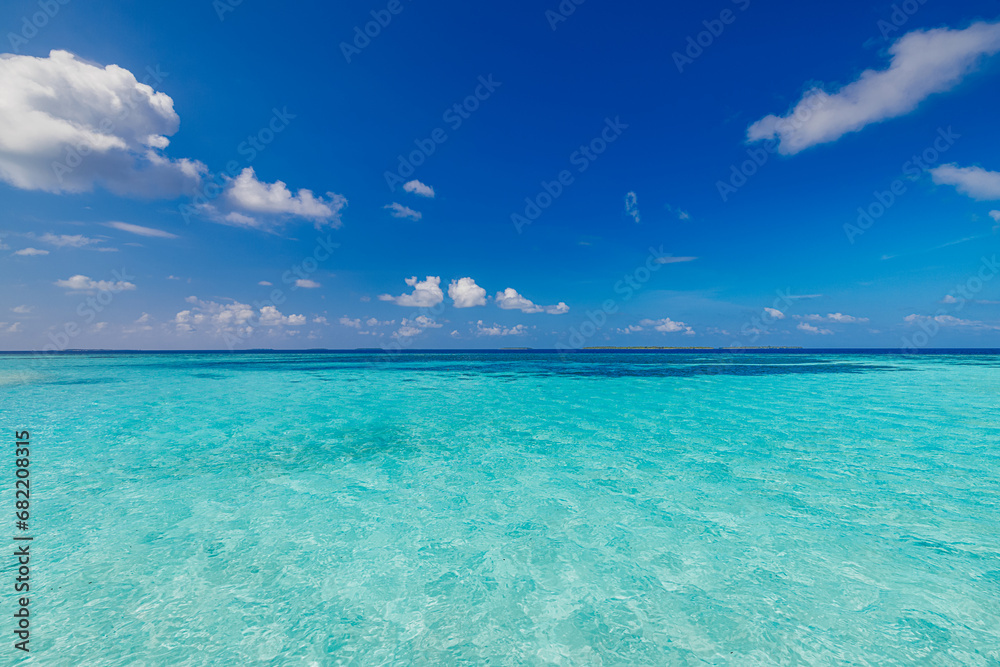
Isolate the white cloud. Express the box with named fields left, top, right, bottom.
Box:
left=930, top=164, right=1000, bottom=200
left=639, top=318, right=694, bottom=335
left=1, top=322, right=23, bottom=333
left=14, top=248, right=47, bottom=256
left=448, top=277, right=487, bottom=308
left=379, top=276, right=444, bottom=307
left=222, top=168, right=346, bottom=226
left=748, top=22, right=1000, bottom=154
left=259, top=305, right=305, bottom=326
left=495, top=288, right=569, bottom=314
left=11, top=305, right=32, bottom=314
left=826, top=312, right=869, bottom=323
left=654, top=256, right=698, bottom=264
left=764, top=307, right=785, bottom=320
left=904, top=313, right=996, bottom=329
left=103, top=221, right=178, bottom=238
left=38, top=233, right=101, bottom=248
left=258, top=280, right=272, bottom=286
left=384, top=202, right=422, bottom=221
left=799, top=312, right=870, bottom=323
left=174, top=297, right=303, bottom=337
left=475, top=320, right=528, bottom=337
left=340, top=316, right=362, bottom=328
left=54, top=274, right=136, bottom=291
left=991, top=211, right=1000, bottom=228
left=366, top=318, right=394, bottom=327
left=625, top=191, right=640, bottom=223
left=0, top=50, right=206, bottom=196
left=797, top=322, right=833, bottom=335
left=135, top=313, right=151, bottom=324
left=295, top=279, right=321, bottom=289
left=313, top=316, right=329, bottom=325
left=941, top=295, right=959, bottom=304
left=616, top=325, right=643, bottom=334
left=393, top=315, right=441, bottom=338
left=403, top=180, right=435, bottom=198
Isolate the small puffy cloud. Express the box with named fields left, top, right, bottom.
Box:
left=797, top=322, right=833, bottom=335
left=103, top=221, right=178, bottom=238
left=259, top=306, right=305, bottom=326
left=393, top=315, right=441, bottom=338
left=931, top=164, right=1000, bottom=200
left=174, top=297, right=303, bottom=337
left=384, top=202, right=422, bottom=221
left=617, top=325, right=643, bottom=334
left=295, top=279, right=321, bottom=289
left=135, top=313, right=151, bottom=324
left=403, top=180, right=435, bottom=198
left=55, top=274, right=136, bottom=291
left=11, top=305, right=32, bottom=314
left=366, top=317, right=394, bottom=327
left=764, top=307, right=785, bottom=320
left=941, top=295, right=959, bottom=304
left=625, top=191, right=640, bottom=223
left=379, top=276, right=444, bottom=307
left=991, top=211, right=1000, bottom=222
left=1, top=322, right=23, bottom=333
left=14, top=248, right=48, bottom=256
left=0, top=50, right=206, bottom=196
left=313, top=316, right=329, bottom=325
left=654, top=255, right=698, bottom=264
left=639, top=318, right=694, bottom=335
left=258, top=281, right=272, bottom=286
left=495, top=288, right=569, bottom=314
left=476, top=320, right=528, bottom=337
left=826, top=312, right=869, bottom=323
left=748, top=22, right=1000, bottom=154
left=339, top=316, right=362, bottom=328
left=217, top=167, right=346, bottom=229
left=448, top=277, right=487, bottom=308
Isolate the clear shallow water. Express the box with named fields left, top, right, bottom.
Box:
left=1, top=352, right=999, bottom=665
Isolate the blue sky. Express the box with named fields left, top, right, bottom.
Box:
left=2, top=0, right=1000, bottom=350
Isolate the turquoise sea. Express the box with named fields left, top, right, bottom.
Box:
left=2, top=351, right=999, bottom=665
